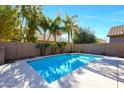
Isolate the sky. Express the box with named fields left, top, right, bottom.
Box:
left=42, top=5, right=124, bottom=42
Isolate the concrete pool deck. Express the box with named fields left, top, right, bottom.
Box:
left=0, top=54, right=124, bottom=88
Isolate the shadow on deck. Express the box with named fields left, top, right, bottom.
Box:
left=85, top=57, right=124, bottom=83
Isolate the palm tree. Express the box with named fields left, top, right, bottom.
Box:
left=36, top=14, right=51, bottom=55
left=38, top=14, right=51, bottom=41
left=63, top=14, right=78, bottom=52
left=48, top=14, right=62, bottom=42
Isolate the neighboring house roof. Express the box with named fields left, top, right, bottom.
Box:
left=107, top=25, right=124, bottom=37
left=96, top=38, right=107, bottom=43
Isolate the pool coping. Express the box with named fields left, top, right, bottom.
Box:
left=1, top=53, right=124, bottom=87
left=15, top=53, right=104, bottom=63
left=14, top=53, right=104, bottom=84
left=14, top=53, right=121, bottom=84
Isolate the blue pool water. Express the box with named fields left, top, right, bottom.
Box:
left=27, top=53, right=103, bottom=83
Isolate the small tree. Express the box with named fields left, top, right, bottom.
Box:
left=50, top=42, right=58, bottom=54
left=36, top=42, right=51, bottom=55
left=73, top=27, right=97, bottom=44
left=19, top=5, right=42, bottom=43
left=57, top=42, right=67, bottom=53
left=0, top=6, right=20, bottom=42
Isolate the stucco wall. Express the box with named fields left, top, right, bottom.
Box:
left=0, top=42, right=41, bottom=61
left=110, top=37, right=124, bottom=43
left=0, top=42, right=69, bottom=61
left=73, top=43, right=124, bottom=57
left=0, top=42, right=124, bottom=63
left=0, top=47, right=5, bottom=65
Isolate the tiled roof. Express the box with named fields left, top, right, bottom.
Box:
left=107, top=25, right=124, bottom=37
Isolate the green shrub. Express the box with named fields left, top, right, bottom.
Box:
left=36, top=42, right=51, bottom=55
left=36, top=42, right=67, bottom=55
left=57, top=42, right=67, bottom=53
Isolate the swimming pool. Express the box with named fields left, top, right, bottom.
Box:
left=27, top=53, right=103, bottom=83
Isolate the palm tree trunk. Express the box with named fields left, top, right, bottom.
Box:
left=68, top=31, right=71, bottom=52
left=43, top=32, right=46, bottom=41
left=70, top=30, right=73, bottom=52
left=43, top=30, right=47, bottom=55
left=54, top=35, right=56, bottom=42
left=53, top=32, right=57, bottom=42
left=47, top=32, right=51, bottom=41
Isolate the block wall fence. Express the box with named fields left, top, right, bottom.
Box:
left=0, top=42, right=124, bottom=64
